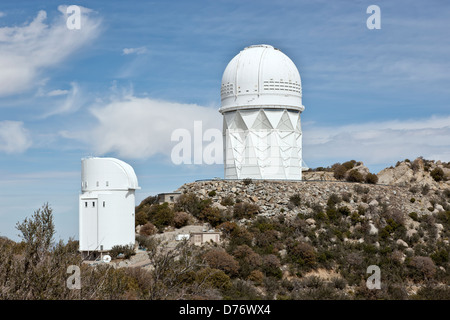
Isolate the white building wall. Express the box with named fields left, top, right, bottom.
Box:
left=79, top=157, right=138, bottom=252
left=223, top=108, right=302, bottom=180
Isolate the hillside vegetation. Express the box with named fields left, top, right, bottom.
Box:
left=0, top=157, right=449, bottom=300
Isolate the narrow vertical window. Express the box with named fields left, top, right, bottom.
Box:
left=103, top=201, right=105, bottom=207
left=96, top=181, right=99, bottom=187
left=85, top=202, right=87, bottom=208
left=92, top=202, right=95, bottom=208
left=106, top=181, right=109, bottom=187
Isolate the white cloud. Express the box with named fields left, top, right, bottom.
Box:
left=303, top=115, right=450, bottom=169
left=47, top=89, right=69, bottom=97
left=0, top=121, right=32, bottom=154
left=77, top=96, right=222, bottom=159
left=122, top=47, right=148, bottom=55
left=40, top=82, right=82, bottom=118
left=0, top=6, right=101, bottom=97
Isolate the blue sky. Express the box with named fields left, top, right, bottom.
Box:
left=1, top=0, right=449, bottom=241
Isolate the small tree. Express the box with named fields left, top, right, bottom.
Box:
left=16, top=203, right=55, bottom=264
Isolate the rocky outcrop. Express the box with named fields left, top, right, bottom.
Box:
left=377, top=157, right=450, bottom=188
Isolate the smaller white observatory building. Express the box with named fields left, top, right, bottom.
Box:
left=79, top=157, right=139, bottom=256
left=220, top=44, right=305, bottom=180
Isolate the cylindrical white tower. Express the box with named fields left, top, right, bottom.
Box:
left=219, top=44, right=305, bottom=180
left=79, top=157, right=139, bottom=254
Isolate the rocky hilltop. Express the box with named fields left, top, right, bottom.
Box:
left=133, top=157, right=449, bottom=300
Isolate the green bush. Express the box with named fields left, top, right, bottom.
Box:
left=208, top=190, right=217, bottom=197
left=333, top=165, right=347, bottom=180
left=221, top=196, right=234, bottom=206
left=409, top=212, right=419, bottom=221
left=243, top=178, right=253, bottom=185
left=430, top=167, right=445, bottom=182
left=410, top=198, right=416, bottom=203
left=289, top=194, right=302, bottom=207
left=233, top=202, right=259, bottom=219
left=365, top=173, right=378, bottom=184
left=147, top=202, right=174, bottom=231
left=327, top=193, right=341, bottom=207
left=346, top=169, right=364, bottom=183
left=110, top=244, right=135, bottom=260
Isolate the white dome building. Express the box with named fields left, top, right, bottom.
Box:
left=79, top=157, right=139, bottom=257
left=219, top=44, right=305, bottom=180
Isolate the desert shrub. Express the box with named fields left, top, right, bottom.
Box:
left=410, top=197, right=416, bottom=203
left=430, top=167, right=445, bottom=182
left=233, top=202, right=259, bottom=219
left=139, top=222, right=157, bottom=236
left=110, top=244, right=135, bottom=260
left=365, top=173, right=378, bottom=184
left=443, top=189, right=450, bottom=199
left=198, top=207, right=224, bottom=227
left=327, top=193, right=341, bottom=207
left=354, top=185, right=370, bottom=194
left=229, top=226, right=253, bottom=247
left=220, top=196, right=234, bottom=206
left=430, top=249, right=449, bottom=266
left=333, top=165, right=347, bottom=180
left=409, top=212, right=419, bottom=221
left=243, top=178, right=253, bottom=185
left=261, top=254, right=282, bottom=279
left=421, top=184, right=430, bottom=195
left=436, top=211, right=450, bottom=226
left=287, top=242, right=316, bottom=268
left=135, top=210, right=148, bottom=226
left=196, top=268, right=232, bottom=291
left=232, top=245, right=262, bottom=278
left=409, top=256, right=436, bottom=280
left=341, top=192, right=352, bottom=202
left=208, top=190, right=216, bottom=197
left=331, top=277, right=347, bottom=290
left=346, top=169, right=364, bottom=183
left=204, top=249, right=239, bottom=276
left=248, top=270, right=264, bottom=284
left=289, top=194, right=302, bottom=207
left=135, top=195, right=157, bottom=212
left=222, top=279, right=262, bottom=300
left=337, top=206, right=351, bottom=216
left=173, top=211, right=190, bottom=228
left=147, top=202, right=174, bottom=231
left=254, top=230, right=278, bottom=254
left=414, top=285, right=450, bottom=300
left=135, top=234, right=156, bottom=250
left=342, top=160, right=357, bottom=170
left=217, top=221, right=239, bottom=237
left=409, top=185, right=419, bottom=194
left=175, top=193, right=212, bottom=217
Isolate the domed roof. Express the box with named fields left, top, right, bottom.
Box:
left=219, top=44, right=304, bottom=113
left=81, top=157, right=139, bottom=192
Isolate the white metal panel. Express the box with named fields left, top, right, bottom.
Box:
left=79, top=197, right=98, bottom=251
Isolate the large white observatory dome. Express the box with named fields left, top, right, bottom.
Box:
left=219, top=44, right=304, bottom=113
left=220, top=44, right=305, bottom=180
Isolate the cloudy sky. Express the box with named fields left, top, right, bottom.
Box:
left=1, top=0, right=449, bottom=241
